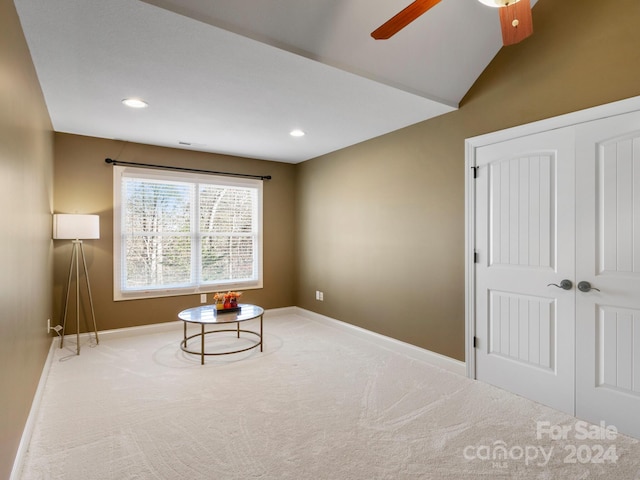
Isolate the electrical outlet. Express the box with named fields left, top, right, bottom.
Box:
left=200, top=293, right=207, bottom=303
left=316, top=291, right=324, bottom=301
left=47, top=318, right=51, bottom=334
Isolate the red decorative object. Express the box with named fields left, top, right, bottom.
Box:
left=215, top=291, right=243, bottom=311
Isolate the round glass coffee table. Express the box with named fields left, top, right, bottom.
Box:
left=178, top=303, right=264, bottom=364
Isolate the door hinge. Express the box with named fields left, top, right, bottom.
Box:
left=473, top=336, right=478, bottom=348
left=471, top=166, right=478, bottom=179
left=474, top=251, right=479, bottom=263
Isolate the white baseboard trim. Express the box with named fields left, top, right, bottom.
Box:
left=294, top=307, right=466, bottom=376
left=54, top=320, right=183, bottom=348
left=54, top=306, right=465, bottom=376
left=10, top=338, right=57, bottom=480
left=264, top=306, right=298, bottom=317
left=95, top=320, right=183, bottom=340
left=52, top=306, right=464, bottom=376
left=57, top=306, right=300, bottom=345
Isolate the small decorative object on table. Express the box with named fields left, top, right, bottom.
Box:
left=213, top=291, right=242, bottom=312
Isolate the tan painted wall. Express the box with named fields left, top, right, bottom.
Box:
left=295, top=0, right=640, bottom=361
left=0, top=0, right=54, bottom=477
left=53, top=134, right=296, bottom=333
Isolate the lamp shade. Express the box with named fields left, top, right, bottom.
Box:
left=53, top=214, right=100, bottom=240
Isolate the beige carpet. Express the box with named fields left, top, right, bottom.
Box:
left=20, top=311, right=640, bottom=479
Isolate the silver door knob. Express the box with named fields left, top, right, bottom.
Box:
left=578, top=281, right=600, bottom=292
left=547, top=279, right=573, bottom=290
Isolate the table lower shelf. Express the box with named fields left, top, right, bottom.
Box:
left=181, top=324, right=262, bottom=364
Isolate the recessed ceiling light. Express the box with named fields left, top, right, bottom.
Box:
left=290, top=129, right=305, bottom=137
left=122, top=98, right=149, bottom=108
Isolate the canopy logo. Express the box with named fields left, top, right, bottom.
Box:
left=463, top=441, right=553, bottom=468
left=463, top=420, right=618, bottom=469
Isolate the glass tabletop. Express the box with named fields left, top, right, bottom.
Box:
left=178, top=303, right=264, bottom=325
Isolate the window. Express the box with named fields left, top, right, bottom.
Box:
left=113, top=166, right=262, bottom=300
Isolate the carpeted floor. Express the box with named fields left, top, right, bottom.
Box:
left=19, top=311, right=640, bottom=479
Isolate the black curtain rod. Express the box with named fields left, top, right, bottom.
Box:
left=105, top=158, right=271, bottom=181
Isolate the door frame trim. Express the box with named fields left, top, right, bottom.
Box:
left=464, top=94, right=640, bottom=379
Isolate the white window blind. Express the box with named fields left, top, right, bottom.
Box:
left=113, top=166, right=262, bottom=300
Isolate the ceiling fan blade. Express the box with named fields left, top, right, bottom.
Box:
left=499, top=0, right=533, bottom=46
left=371, top=0, right=442, bottom=40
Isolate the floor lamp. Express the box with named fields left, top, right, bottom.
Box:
left=53, top=214, right=100, bottom=355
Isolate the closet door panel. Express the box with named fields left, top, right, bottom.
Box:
left=575, top=111, right=640, bottom=439
left=474, top=127, right=576, bottom=415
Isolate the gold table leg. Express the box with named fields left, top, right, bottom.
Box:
left=201, top=324, right=205, bottom=365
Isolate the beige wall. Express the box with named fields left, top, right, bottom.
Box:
left=53, top=134, right=296, bottom=333
left=295, top=0, right=640, bottom=361
left=0, top=0, right=54, bottom=477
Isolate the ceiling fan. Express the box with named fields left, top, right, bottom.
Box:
left=371, top=0, right=533, bottom=46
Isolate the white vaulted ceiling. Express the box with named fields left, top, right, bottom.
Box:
left=13, top=0, right=537, bottom=163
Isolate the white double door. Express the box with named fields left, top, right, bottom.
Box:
left=474, top=110, right=640, bottom=438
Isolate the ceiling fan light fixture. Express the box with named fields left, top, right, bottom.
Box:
left=122, top=98, right=149, bottom=108
left=477, top=0, right=520, bottom=7
left=372, top=0, right=532, bottom=47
